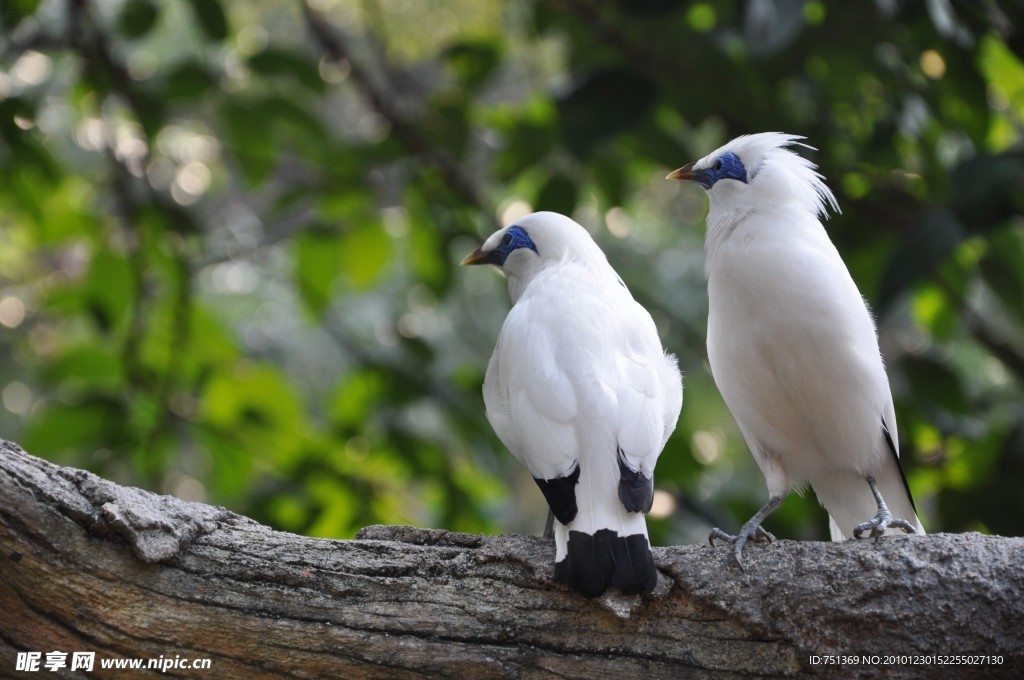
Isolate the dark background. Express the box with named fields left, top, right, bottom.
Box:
left=1, top=0, right=1022, bottom=546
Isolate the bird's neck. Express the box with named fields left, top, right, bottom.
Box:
left=505, top=255, right=615, bottom=305
left=507, top=275, right=529, bottom=304
left=703, top=201, right=754, bottom=268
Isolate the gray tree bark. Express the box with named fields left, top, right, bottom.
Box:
left=1, top=439, right=1022, bottom=679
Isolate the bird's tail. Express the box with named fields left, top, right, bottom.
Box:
left=552, top=491, right=656, bottom=597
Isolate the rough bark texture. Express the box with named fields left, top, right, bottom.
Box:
left=1, top=440, right=1022, bottom=679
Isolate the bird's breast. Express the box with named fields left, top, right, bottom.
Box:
left=705, top=229, right=892, bottom=479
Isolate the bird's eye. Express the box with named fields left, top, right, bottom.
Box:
left=714, top=158, right=724, bottom=171
left=501, top=233, right=513, bottom=247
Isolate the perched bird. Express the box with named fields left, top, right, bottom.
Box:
left=462, top=211, right=683, bottom=597
left=666, top=133, right=923, bottom=566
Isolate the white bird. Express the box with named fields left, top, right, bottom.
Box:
left=462, top=211, right=683, bottom=596
left=666, top=133, right=923, bottom=566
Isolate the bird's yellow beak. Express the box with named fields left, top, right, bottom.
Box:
left=460, top=246, right=490, bottom=266
left=666, top=162, right=697, bottom=182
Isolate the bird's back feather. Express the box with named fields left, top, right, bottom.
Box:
left=482, top=235, right=681, bottom=596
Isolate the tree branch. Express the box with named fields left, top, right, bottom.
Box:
left=2, top=440, right=1022, bottom=678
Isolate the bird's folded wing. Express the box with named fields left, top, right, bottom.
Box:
left=615, top=349, right=669, bottom=479
left=483, top=302, right=579, bottom=480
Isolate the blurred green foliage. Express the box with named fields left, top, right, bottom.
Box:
left=1, top=0, right=1022, bottom=545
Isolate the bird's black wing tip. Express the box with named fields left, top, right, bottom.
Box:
left=617, top=448, right=654, bottom=514
left=533, top=463, right=581, bottom=525
left=882, top=416, right=918, bottom=514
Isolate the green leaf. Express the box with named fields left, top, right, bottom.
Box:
left=192, top=426, right=254, bottom=500
left=495, top=121, right=555, bottom=180
left=265, top=493, right=315, bottom=533
left=21, top=400, right=124, bottom=458
left=83, top=251, right=136, bottom=332
left=186, top=0, right=229, bottom=42
left=408, top=218, right=448, bottom=290
left=247, top=48, right=325, bottom=92
left=293, top=229, right=343, bottom=318
left=44, top=345, right=124, bottom=392
left=911, top=285, right=959, bottom=341
left=200, top=364, right=295, bottom=427
left=306, top=474, right=357, bottom=538
left=340, top=222, right=392, bottom=290
left=1, top=0, right=40, bottom=29
left=198, top=363, right=305, bottom=465
left=260, top=95, right=327, bottom=140
left=938, top=415, right=1024, bottom=535
left=330, top=370, right=385, bottom=428
left=0, top=99, right=60, bottom=183
left=219, top=98, right=276, bottom=185
left=16, top=175, right=98, bottom=245
left=118, top=0, right=160, bottom=39
left=189, top=305, right=241, bottom=367
left=164, top=60, right=217, bottom=102
left=590, top=151, right=629, bottom=207
left=292, top=212, right=392, bottom=309
left=443, top=41, right=501, bottom=91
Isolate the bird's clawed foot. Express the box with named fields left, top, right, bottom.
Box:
left=854, top=475, right=918, bottom=539
left=852, top=507, right=917, bottom=540
left=709, top=522, right=777, bottom=569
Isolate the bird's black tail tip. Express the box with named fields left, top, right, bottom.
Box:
left=554, top=529, right=656, bottom=597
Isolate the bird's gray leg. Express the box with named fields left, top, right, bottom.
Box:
left=709, top=495, right=783, bottom=568
left=543, top=510, right=555, bottom=539
left=852, top=476, right=917, bottom=539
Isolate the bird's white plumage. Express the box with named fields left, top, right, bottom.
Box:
left=684, top=133, right=922, bottom=541
left=474, top=212, right=682, bottom=585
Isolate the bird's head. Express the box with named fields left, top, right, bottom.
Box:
left=666, top=132, right=838, bottom=222
left=461, top=211, right=611, bottom=298
left=460, top=211, right=606, bottom=270
left=460, top=222, right=539, bottom=269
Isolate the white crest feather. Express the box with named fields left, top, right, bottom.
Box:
left=696, top=132, right=839, bottom=220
